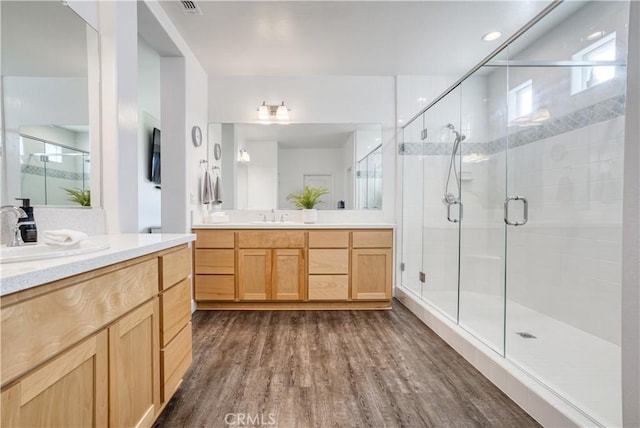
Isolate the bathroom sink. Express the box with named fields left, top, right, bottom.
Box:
left=0, top=240, right=110, bottom=264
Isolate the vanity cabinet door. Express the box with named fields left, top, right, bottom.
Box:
left=109, top=299, right=160, bottom=428
left=238, top=249, right=272, bottom=300
left=351, top=248, right=393, bottom=300
left=272, top=249, right=305, bottom=301
left=1, top=331, right=108, bottom=428
left=237, top=249, right=304, bottom=301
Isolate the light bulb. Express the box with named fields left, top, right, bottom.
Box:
left=276, top=102, right=289, bottom=121
left=258, top=101, right=269, bottom=121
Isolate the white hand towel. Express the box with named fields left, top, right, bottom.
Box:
left=202, top=170, right=214, bottom=204
left=43, top=229, right=88, bottom=246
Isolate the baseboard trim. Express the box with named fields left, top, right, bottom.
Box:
left=196, top=300, right=392, bottom=311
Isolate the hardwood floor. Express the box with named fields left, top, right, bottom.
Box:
left=154, top=300, right=540, bottom=427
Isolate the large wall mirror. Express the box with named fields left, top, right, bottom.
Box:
left=1, top=1, right=99, bottom=207
left=218, top=123, right=382, bottom=210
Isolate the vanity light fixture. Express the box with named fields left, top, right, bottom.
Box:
left=481, top=31, right=502, bottom=42
left=257, top=101, right=290, bottom=123
left=237, top=148, right=251, bottom=163
left=586, top=30, right=606, bottom=41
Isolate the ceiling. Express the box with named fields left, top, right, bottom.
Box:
left=158, top=1, right=552, bottom=77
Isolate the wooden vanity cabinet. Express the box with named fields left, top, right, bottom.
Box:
left=193, top=227, right=393, bottom=309
left=0, top=243, right=193, bottom=428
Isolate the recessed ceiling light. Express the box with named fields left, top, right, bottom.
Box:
left=482, top=31, right=502, bottom=42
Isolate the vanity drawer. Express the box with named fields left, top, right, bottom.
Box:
left=237, top=230, right=305, bottom=248
left=159, top=245, right=191, bottom=290
left=195, top=275, right=235, bottom=301
left=161, top=322, right=192, bottom=402
left=160, top=278, right=191, bottom=347
left=352, top=230, right=393, bottom=248
left=308, top=230, right=349, bottom=248
left=308, top=275, right=349, bottom=300
left=195, top=249, right=235, bottom=274
left=195, top=230, right=235, bottom=248
left=308, top=249, right=349, bottom=274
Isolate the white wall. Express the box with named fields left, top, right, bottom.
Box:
left=396, top=75, right=459, bottom=127
left=208, top=75, right=395, bottom=221
left=137, top=36, right=161, bottom=232
left=244, top=140, right=278, bottom=210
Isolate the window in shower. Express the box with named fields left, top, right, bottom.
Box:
left=571, top=31, right=616, bottom=94
left=508, top=79, right=532, bottom=122
left=44, top=143, right=63, bottom=163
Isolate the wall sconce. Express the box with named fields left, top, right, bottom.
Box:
left=257, top=101, right=290, bottom=123
left=237, top=148, right=251, bottom=163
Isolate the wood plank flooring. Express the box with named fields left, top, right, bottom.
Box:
left=154, top=300, right=540, bottom=427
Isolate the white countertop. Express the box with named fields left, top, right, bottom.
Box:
left=192, top=222, right=396, bottom=229
left=0, top=233, right=195, bottom=296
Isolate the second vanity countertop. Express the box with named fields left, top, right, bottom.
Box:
left=192, top=222, right=396, bottom=229
left=0, top=233, right=196, bottom=297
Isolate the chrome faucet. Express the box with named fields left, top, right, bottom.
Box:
left=0, top=206, right=27, bottom=247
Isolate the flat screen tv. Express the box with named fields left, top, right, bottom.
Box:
left=150, top=127, right=161, bottom=186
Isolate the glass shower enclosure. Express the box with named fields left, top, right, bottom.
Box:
left=20, top=134, right=90, bottom=206
left=400, top=1, right=629, bottom=425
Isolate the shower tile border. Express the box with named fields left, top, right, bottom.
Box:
left=399, top=94, right=626, bottom=156
left=21, top=164, right=90, bottom=182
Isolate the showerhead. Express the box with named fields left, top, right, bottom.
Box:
left=447, top=123, right=466, bottom=143
left=442, top=192, right=459, bottom=205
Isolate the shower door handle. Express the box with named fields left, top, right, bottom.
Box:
left=447, top=200, right=463, bottom=223
left=504, top=196, right=528, bottom=226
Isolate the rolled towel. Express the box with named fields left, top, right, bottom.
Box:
left=42, top=229, right=88, bottom=246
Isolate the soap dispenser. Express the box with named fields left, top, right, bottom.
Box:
left=15, top=198, right=37, bottom=243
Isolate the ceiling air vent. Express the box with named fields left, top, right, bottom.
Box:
left=180, top=1, right=203, bottom=15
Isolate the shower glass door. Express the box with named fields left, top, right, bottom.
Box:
left=503, top=2, right=627, bottom=425
left=400, top=118, right=424, bottom=298
left=421, top=89, right=461, bottom=322
left=457, top=55, right=509, bottom=354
